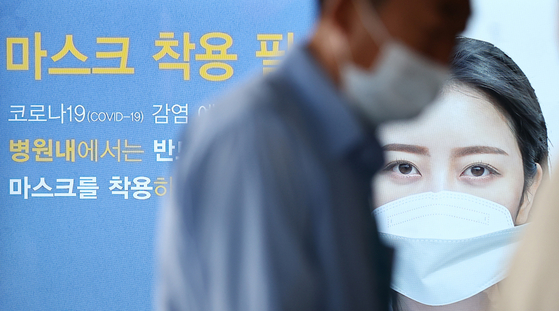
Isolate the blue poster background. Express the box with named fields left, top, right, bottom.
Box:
left=0, top=1, right=316, bottom=310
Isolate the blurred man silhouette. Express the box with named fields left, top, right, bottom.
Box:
left=490, top=169, right=559, bottom=311
left=157, top=0, right=471, bottom=310
left=486, top=4, right=559, bottom=311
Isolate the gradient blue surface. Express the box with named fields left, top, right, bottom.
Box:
left=0, top=1, right=315, bottom=310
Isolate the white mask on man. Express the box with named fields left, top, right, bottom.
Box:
left=341, top=0, right=449, bottom=125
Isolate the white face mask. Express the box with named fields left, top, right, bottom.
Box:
left=341, top=1, right=450, bottom=125
left=372, top=191, right=525, bottom=306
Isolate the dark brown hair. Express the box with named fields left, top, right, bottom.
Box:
left=450, top=37, right=549, bottom=191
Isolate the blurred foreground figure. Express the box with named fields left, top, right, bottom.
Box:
left=156, top=0, right=470, bottom=310
left=491, top=169, right=559, bottom=311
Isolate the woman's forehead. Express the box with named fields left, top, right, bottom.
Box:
left=378, top=84, right=518, bottom=153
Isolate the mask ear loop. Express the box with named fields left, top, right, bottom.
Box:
left=325, top=28, right=378, bottom=130
left=325, top=26, right=354, bottom=87
left=326, top=0, right=390, bottom=74
left=350, top=0, right=391, bottom=46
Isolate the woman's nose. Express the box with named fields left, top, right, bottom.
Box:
left=427, top=169, right=455, bottom=193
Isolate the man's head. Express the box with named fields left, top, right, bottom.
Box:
left=318, top=0, right=387, bottom=10
left=309, top=0, right=471, bottom=84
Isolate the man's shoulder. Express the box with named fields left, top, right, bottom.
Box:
left=203, top=78, right=281, bottom=130
left=216, top=75, right=288, bottom=125
left=182, top=73, right=306, bottom=165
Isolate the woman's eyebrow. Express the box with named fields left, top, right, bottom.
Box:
left=452, top=146, right=509, bottom=157
left=382, top=144, right=430, bottom=156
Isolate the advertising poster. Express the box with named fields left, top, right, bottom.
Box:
left=1, top=1, right=315, bottom=310
left=2, top=0, right=558, bottom=310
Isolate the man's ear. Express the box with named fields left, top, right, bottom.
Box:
left=309, top=0, right=356, bottom=86
left=515, top=163, right=544, bottom=225
left=327, top=0, right=358, bottom=37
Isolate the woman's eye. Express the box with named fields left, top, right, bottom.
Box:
left=391, top=163, right=419, bottom=175
left=397, top=163, right=413, bottom=174
left=470, top=166, right=486, bottom=176
left=462, top=164, right=496, bottom=177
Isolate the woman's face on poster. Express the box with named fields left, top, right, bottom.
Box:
left=373, top=83, right=530, bottom=223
